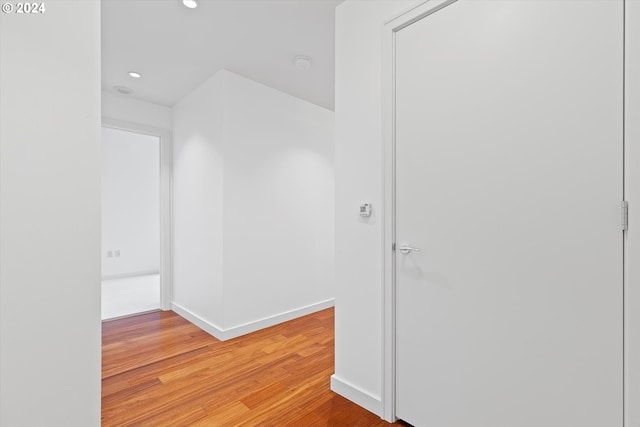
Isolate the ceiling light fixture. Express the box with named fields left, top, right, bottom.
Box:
left=114, top=86, right=134, bottom=95
left=128, top=71, right=142, bottom=78
left=295, top=56, right=312, bottom=71
left=182, top=0, right=197, bottom=8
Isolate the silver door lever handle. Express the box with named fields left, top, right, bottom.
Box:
left=398, top=245, right=421, bottom=254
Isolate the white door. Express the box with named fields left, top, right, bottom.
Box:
left=394, top=1, right=624, bottom=426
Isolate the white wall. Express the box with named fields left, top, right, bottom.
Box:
left=0, top=1, right=102, bottom=426
left=102, top=90, right=172, bottom=130
left=173, top=69, right=334, bottom=338
left=332, top=0, right=421, bottom=416
left=626, top=2, right=640, bottom=425
left=101, top=127, right=160, bottom=278
left=173, top=73, right=226, bottom=328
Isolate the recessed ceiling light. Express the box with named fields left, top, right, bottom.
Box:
left=114, top=86, right=134, bottom=95
left=128, top=71, right=142, bottom=78
left=295, top=56, right=312, bottom=71
left=183, top=0, right=197, bottom=8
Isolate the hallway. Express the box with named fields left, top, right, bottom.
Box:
left=102, top=308, right=401, bottom=426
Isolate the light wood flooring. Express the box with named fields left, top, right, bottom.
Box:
left=102, top=308, right=404, bottom=426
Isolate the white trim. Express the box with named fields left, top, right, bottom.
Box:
left=101, top=309, right=161, bottom=323
left=382, top=0, right=457, bottom=28
left=171, top=302, right=225, bottom=340
left=625, top=1, right=640, bottom=425
left=101, top=269, right=160, bottom=281
left=101, top=118, right=173, bottom=312
left=222, top=299, right=335, bottom=340
left=381, top=0, right=458, bottom=422
left=381, top=12, right=397, bottom=423
left=172, top=298, right=335, bottom=342
left=330, top=375, right=383, bottom=417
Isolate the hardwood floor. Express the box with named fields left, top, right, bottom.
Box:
left=102, top=308, right=403, bottom=426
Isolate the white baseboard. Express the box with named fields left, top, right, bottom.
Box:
left=171, top=302, right=225, bottom=340
left=102, top=269, right=160, bottom=281
left=171, top=298, right=335, bottom=341
left=330, top=375, right=383, bottom=417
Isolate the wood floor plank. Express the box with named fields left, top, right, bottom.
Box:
left=102, top=308, right=403, bottom=426
left=103, top=346, right=216, bottom=398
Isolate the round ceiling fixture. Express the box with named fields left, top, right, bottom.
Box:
left=114, top=86, right=134, bottom=95
left=128, top=71, right=142, bottom=78
left=295, top=56, right=312, bottom=71
left=183, top=0, right=197, bottom=8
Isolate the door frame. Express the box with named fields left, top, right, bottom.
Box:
left=101, top=118, right=173, bottom=312
left=381, top=0, right=635, bottom=424
left=381, top=1, right=458, bottom=421
left=625, top=1, right=640, bottom=425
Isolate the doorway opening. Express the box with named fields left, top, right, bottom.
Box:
left=101, top=126, right=161, bottom=320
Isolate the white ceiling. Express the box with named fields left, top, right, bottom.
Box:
left=101, top=0, right=342, bottom=110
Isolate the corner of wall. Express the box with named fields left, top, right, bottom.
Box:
left=173, top=299, right=335, bottom=342
left=171, top=302, right=225, bottom=340
left=332, top=0, right=423, bottom=419
left=330, top=375, right=383, bottom=417
left=172, top=67, right=335, bottom=341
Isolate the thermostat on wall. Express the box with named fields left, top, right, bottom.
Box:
left=360, top=203, right=372, bottom=217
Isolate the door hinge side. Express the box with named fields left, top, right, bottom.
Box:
left=622, top=201, right=629, bottom=231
